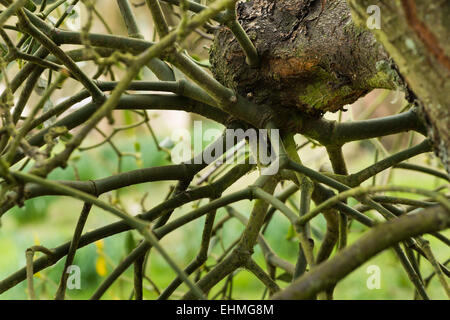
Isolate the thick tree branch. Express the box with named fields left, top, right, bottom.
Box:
left=273, top=206, right=450, bottom=299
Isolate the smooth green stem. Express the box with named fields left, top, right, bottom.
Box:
left=145, top=0, right=170, bottom=37
left=117, top=0, right=142, bottom=37
left=17, top=9, right=105, bottom=103
left=253, top=187, right=315, bottom=271
left=0, top=0, right=28, bottom=27
left=345, top=139, right=433, bottom=186
left=5, top=72, right=68, bottom=163
left=160, top=0, right=228, bottom=23
left=117, top=0, right=175, bottom=80
left=297, top=185, right=450, bottom=227
left=11, top=171, right=150, bottom=231
left=394, top=162, right=450, bottom=182
left=417, top=237, right=450, bottom=298
left=283, top=133, right=314, bottom=278
left=55, top=202, right=93, bottom=300
left=225, top=9, right=259, bottom=67
left=326, top=146, right=348, bottom=251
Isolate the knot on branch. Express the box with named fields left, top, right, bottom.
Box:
left=210, top=0, right=397, bottom=117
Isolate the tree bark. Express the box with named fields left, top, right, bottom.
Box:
left=347, top=0, right=450, bottom=172
left=210, top=0, right=399, bottom=116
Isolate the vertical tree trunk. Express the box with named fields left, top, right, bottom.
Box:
left=347, top=0, right=450, bottom=172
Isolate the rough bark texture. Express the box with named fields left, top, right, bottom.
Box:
left=347, top=0, right=450, bottom=172
left=210, top=0, right=399, bottom=116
